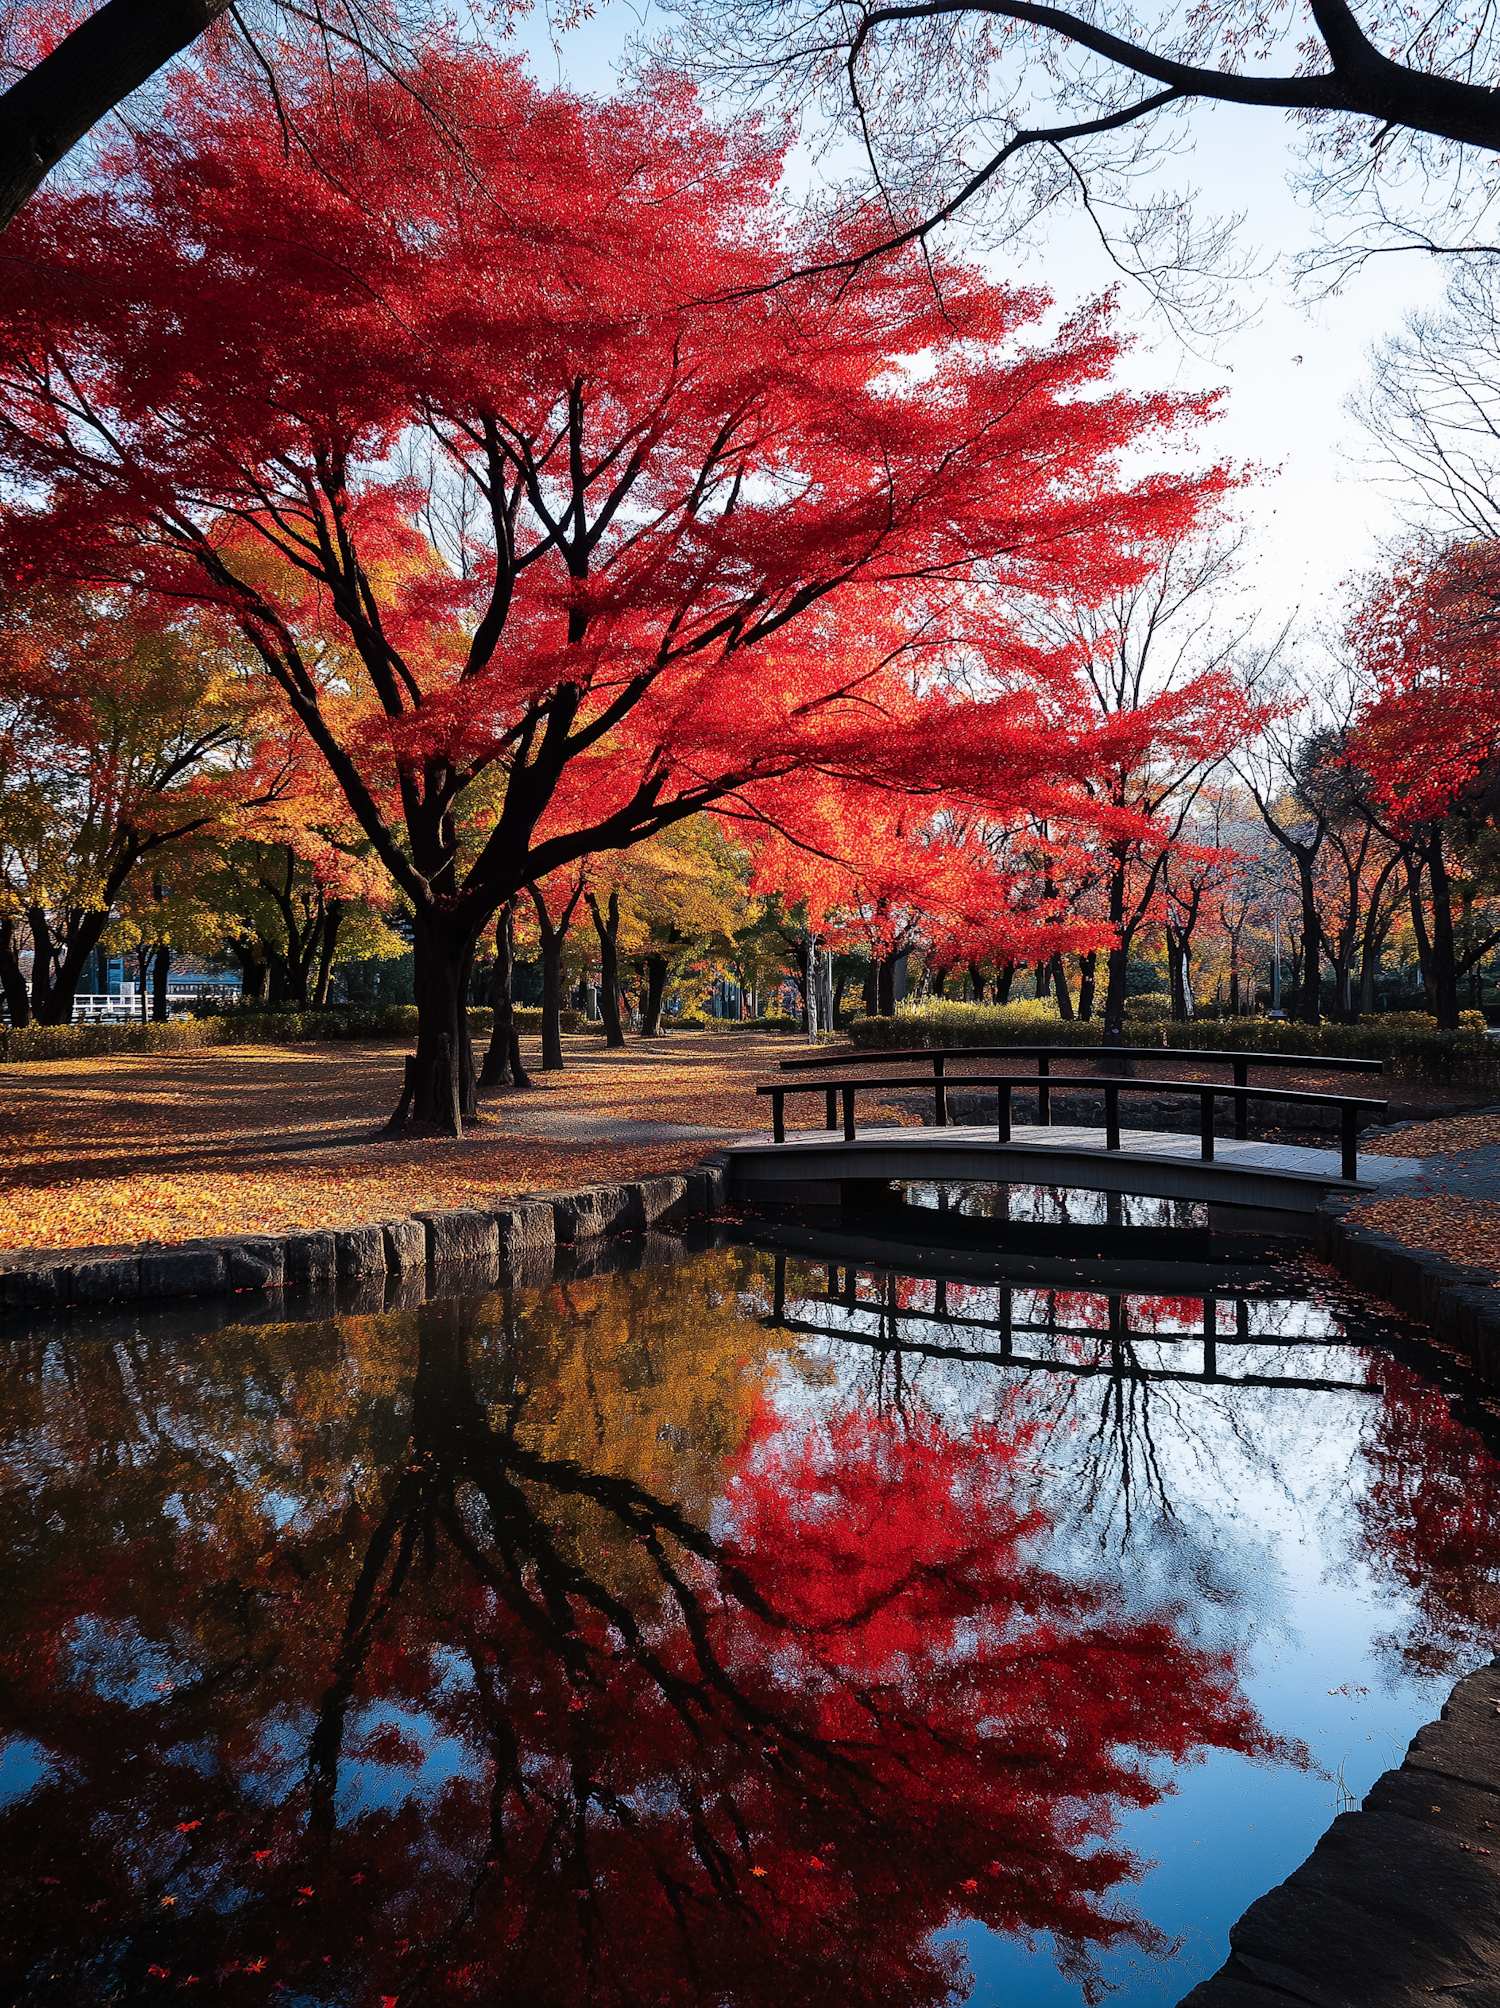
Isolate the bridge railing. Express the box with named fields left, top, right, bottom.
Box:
left=756, top=1072, right=1389, bottom=1180
left=778, top=1042, right=1384, bottom=1139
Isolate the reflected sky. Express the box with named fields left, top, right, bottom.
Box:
left=0, top=1225, right=1495, bottom=2007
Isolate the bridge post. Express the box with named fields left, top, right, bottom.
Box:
left=1203, top=1295, right=1217, bottom=1380
left=1200, top=1087, right=1215, bottom=1162
left=1342, top=1103, right=1358, bottom=1181
left=1038, top=1055, right=1051, bottom=1125
left=772, top=1088, right=786, bottom=1145
left=773, top=1254, right=786, bottom=1325
left=1104, top=1082, right=1120, bottom=1151
left=842, top=1085, right=856, bottom=1142
left=997, top=1081, right=1012, bottom=1143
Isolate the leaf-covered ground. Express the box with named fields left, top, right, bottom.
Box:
left=1351, top=1194, right=1500, bottom=1282
left=2, top=1030, right=1481, bottom=1258
left=0, top=1031, right=805, bottom=1253
left=1364, top=1113, right=1500, bottom=1157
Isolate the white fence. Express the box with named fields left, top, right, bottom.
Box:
left=70, top=984, right=238, bottom=1022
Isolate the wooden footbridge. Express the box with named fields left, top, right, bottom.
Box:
left=725, top=1044, right=1425, bottom=1215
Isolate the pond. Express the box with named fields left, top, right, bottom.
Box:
left=2, top=1191, right=1498, bottom=2007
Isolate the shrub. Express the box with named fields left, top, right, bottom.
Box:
left=841, top=998, right=1500, bottom=1087
left=849, top=999, right=1100, bottom=1051
left=0, top=1002, right=581, bottom=1062
left=1123, top=995, right=1173, bottom=1022
left=0, top=1020, right=217, bottom=1063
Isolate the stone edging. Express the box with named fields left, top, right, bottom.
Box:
left=1314, top=1188, right=1500, bottom=1387
left=0, top=1156, right=731, bottom=1318
left=1177, top=1659, right=1500, bottom=2004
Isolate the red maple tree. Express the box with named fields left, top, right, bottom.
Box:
left=0, top=47, right=1229, bottom=1123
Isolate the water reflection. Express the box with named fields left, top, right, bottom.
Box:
left=0, top=1242, right=1495, bottom=2006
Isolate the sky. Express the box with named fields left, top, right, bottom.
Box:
left=510, top=2, right=1451, bottom=638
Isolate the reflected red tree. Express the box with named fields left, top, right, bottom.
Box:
left=0, top=1301, right=1287, bottom=2007
left=1354, top=1354, right=1500, bottom=1676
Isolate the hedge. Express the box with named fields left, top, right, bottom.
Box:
left=0, top=1004, right=582, bottom=1064
left=845, top=999, right=1500, bottom=1087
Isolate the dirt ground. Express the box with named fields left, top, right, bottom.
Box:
left=1, top=1031, right=1488, bottom=1255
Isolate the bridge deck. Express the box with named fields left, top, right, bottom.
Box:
left=725, top=1121, right=1424, bottom=1213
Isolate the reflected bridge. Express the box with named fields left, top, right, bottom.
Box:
left=761, top=1252, right=1385, bottom=1399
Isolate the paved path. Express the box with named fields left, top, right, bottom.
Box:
left=1392, top=1143, right=1500, bottom=1205
left=476, top=1111, right=740, bottom=1145
left=1180, top=1660, right=1500, bottom=2007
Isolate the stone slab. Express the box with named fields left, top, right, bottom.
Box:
left=490, top=1202, right=555, bottom=1263
left=637, top=1174, right=689, bottom=1225
left=1179, top=1661, right=1500, bottom=2007
left=140, top=1244, right=228, bottom=1300
left=226, top=1237, right=284, bottom=1290
left=283, top=1232, right=337, bottom=1286
left=543, top=1184, right=646, bottom=1242
left=333, top=1223, right=386, bottom=1278
left=418, top=1209, right=499, bottom=1267
left=381, top=1218, right=426, bottom=1273
left=68, top=1253, right=141, bottom=1305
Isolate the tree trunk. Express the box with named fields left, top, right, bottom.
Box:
left=876, top=954, right=897, bottom=1017
left=539, top=928, right=565, bottom=1069
left=831, top=967, right=849, bottom=1028
left=1422, top=829, right=1462, bottom=1029
left=529, top=877, right=583, bottom=1072
left=481, top=900, right=531, bottom=1088
left=1228, top=933, right=1241, bottom=1016
left=995, top=963, right=1015, bottom=1005
left=385, top=906, right=478, bottom=1136
left=233, top=940, right=270, bottom=1002
left=641, top=952, right=670, bottom=1036
left=1101, top=942, right=1130, bottom=1043
left=1101, top=852, right=1131, bottom=1043
left=312, top=900, right=345, bottom=1008
left=1295, top=860, right=1322, bottom=1025
left=0, top=917, right=32, bottom=1027
left=151, top=941, right=171, bottom=1022
left=803, top=937, right=822, bottom=1035
left=29, top=905, right=112, bottom=1026
left=1048, top=953, right=1075, bottom=1021
left=1076, top=950, right=1097, bottom=1022
left=588, top=890, right=625, bottom=1049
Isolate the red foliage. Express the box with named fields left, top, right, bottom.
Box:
left=1348, top=540, right=1500, bottom=830
left=0, top=45, right=1229, bottom=1112
left=1354, top=1352, right=1500, bottom=1675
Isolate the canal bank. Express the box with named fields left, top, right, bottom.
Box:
left=1316, top=1105, right=1500, bottom=1387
